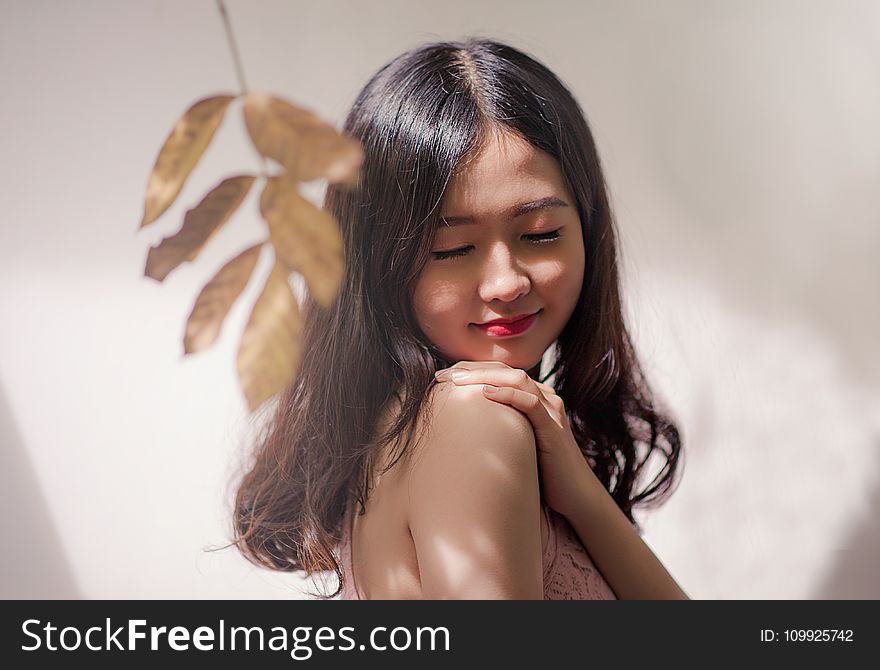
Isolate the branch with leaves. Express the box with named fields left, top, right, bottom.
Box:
left=138, top=89, right=362, bottom=412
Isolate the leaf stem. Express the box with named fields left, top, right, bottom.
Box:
left=216, top=0, right=249, bottom=97
left=216, top=0, right=268, bottom=178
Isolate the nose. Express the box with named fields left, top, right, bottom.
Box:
left=477, top=242, right=531, bottom=304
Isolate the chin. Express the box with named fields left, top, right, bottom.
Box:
left=480, top=350, right=544, bottom=372
left=441, top=340, right=546, bottom=371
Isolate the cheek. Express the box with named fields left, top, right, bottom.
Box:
left=413, top=275, right=468, bottom=328
left=566, top=246, right=586, bottom=299
left=542, top=243, right=585, bottom=307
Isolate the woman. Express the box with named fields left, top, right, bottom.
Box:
left=233, top=38, right=688, bottom=599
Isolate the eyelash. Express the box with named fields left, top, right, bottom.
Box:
left=431, top=229, right=562, bottom=261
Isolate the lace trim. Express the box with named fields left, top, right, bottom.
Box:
left=542, top=507, right=616, bottom=600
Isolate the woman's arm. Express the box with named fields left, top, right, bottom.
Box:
left=566, top=468, right=689, bottom=600
left=434, top=362, right=689, bottom=600
left=406, top=383, right=544, bottom=599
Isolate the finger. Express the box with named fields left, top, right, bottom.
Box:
left=434, top=361, right=510, bottom=379
left=441, top=366, right=535, bottom=390
left=437, top=366, right=558, bottom=403
left=480, top=385, right=558, bottom=441
left=446, top=362, right=553, bottom=391
left=531, top=379, right=557, bottom=397
left=438, top=360, right=510, bottom=373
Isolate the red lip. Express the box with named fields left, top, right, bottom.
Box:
left=473, top=310, right=540, bottom=338
left=476, top=311, right=539, bottom=326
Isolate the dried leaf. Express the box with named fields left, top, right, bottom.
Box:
left=244, top=91, right=363, bottom=184
left=145, top=175, right=256, bottom=282
left=184, top=243, right=263, bottom=354
left=140, top=95, right=236, bottom=228
left=236, top=260, right=302, bottom=412
left=260, top=177, right=343, bottom=308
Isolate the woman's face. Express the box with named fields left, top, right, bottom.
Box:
left=413, top=127, right=585, bottom=372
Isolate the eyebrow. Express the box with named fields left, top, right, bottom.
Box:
left=439, top=196, right=570, bottom=227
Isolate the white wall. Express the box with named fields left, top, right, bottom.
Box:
left=1, top=0, right=878, bottom=599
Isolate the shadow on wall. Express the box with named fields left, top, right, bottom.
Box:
left=0, top=381, right=81, bottom=598
left=813, top=438, right=880, bottom=599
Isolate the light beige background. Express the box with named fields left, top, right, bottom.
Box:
left=1, top=0, right=878, bottom=599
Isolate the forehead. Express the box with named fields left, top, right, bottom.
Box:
left=441, top=128, right=569, bottom=218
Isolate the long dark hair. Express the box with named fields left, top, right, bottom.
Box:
left=232, top=38, right=683, bottom=598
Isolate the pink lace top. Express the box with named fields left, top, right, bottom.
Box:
left=336, top=502, right=617, bottom=600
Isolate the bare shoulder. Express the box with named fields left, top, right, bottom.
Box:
left=405, top=381, right=538, bottom=491
left=411, top=380, right=536, bottom=465
left=404, top=381, right=543, bottom=599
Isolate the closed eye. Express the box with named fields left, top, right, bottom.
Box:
left=525, top=229, right=562, bottom=243
left=431, top=229, right=562, bottom=261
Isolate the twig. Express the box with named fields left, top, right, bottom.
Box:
left=215, top=0, right=268, bottom=177
left=216, top=0, right=249, bottom=96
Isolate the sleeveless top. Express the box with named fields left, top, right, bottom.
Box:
left=336, top=501, right=617, bottom=600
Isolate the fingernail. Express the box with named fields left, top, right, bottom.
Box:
left=483, top=385, right=498, bottom=394
left=434, top=369, right=450, bottom=378
left=450, top=371, right=472, bottom=382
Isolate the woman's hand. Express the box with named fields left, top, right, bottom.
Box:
left=434, top=361, right=594, bottom=519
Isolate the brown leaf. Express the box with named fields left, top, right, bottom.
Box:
left=243, top=91, right=363, bottom=184
left=140, top=95, right=236, bottom=228
left=260, top=177, right=344, bottom=308
left=184, top=243, right=263, bottom=354
left=145, top=175, right=256, bottom=282
left=236, top=260, right=303, bottom=412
